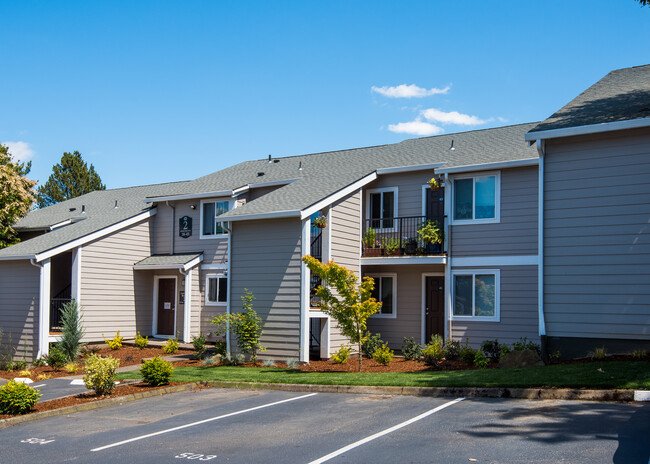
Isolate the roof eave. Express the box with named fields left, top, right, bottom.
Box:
left=525, top=117, right=650, bottom=141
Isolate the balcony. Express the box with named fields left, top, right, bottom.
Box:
left=361, top=216, right=445, bottom=257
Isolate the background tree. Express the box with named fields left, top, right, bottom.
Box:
left=302, top=256, right=382, bottom=372
left=37, top=151, right=105, bottom=208
left=0, top=144, right=37, bottom=248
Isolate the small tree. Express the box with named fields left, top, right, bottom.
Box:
left=211, top=289, right=266, bottom=364
left=58, top=300, right=85, bottom=362
left=302, top=256, right=382, bottom=372
left=0, top=144, right=37, bottom=248
left=37, top=151, right=105, bottom=207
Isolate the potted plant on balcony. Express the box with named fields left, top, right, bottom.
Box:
left=381, top=237, right=401, bottom=256
left=428, top=176, right=444, bottom=190
left=363, top=228, right=381, bottom=256
left=416, top=220, right=443, bottom=251
left=403, top=237, right=418, bottom=255
left=313, top=215, right=327, bottom=229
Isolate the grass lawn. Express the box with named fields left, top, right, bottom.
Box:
left=117, top=361, right=650, bottom=390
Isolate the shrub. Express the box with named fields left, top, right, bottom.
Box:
left=262, top=360, right=277, bottom=368
left=480, top=339, right=501, bottom=362
left=59, top=300, right=84, bottom=362
left=32, top=356, right=47, bottom=368
left=0, top=380, right=42, bottom=415
left=372, top=343, right=394, bottom=365
left=45, top=345, right=67, bottom=369
left=134, top=332, right=149, bottom=350
left=459, top=340, right=476, bottom=364
left=588, top=347, right=607, bottom=360
left=500, top=344, right=512, bottom=359
left=548, top=350, right=562, bottom=364
left=104, top=331, right=123, bottom=350
left=9, top=360, right=28, bottom=371
left=474, top=350, right=489, bottom=369
left=285, top=359, right=299, bottom=369
left=83, top=355, right=120, bottom=395
left=443, top=339, right=461, bottom=360
left=512, top=337, right=541, bottom=356
left=630, top=349, right=647, bottom=359
left=214, top=340, right=227, bottom=357
left=191, top=333, right=207, bottom=359
left=402, top=337, right=423, bottom=361
left=422, top=335, right=445, bottom=367
left=63, top=362, right=78, bottom=374
left=36, top=373, right=51, bottom=381
left=362, top=332, right=384, bottom=359
left=140, top=356, right=174, bottom=386
left=331, top=345, right=351, bottom=364
left=223, top=352, right=244, bottom=366
left=162, top=336, right=180, bottom=354
left=18, top=369, right=31, bottom=377
left=202, top=356, right=215, bottom=366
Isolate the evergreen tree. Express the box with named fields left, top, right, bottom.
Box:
left=37, top=151, right=105, bottom=207
left=0, top=144, right=37, bottom=248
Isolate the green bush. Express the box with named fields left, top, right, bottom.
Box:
left=58, top=300, right=84, bottom=362
left=262, top=360, right=277, bottom=368
left=331, top=345, right=351, bottom=364
left=630, top=349, right=647, bottom=359
left=0, top=380, right=42, bottom=415
left=548, top=350, right=562, bottom=364
left=191, top=333, right=207, bottom=359
left=443, top=339, right=461, bottom=360
left=402, top=337, right=423, bottom=361
left=588, top=347, right=607, bottom=360
left=474, top=350, right=489, bottom=369
left=285, top=359, right=299, bottom=369
left=362, top=332, right=384, bottom=358
left=5, top=360, right=28, bottom=371
left=500, top=344, right=512, bottom=359
left=224, top=352, right=245, bottom=366
left=480, top=339, right=501, bottom=362
left=162, top=336, right=180, bottom=354
left=83, top=355, right=120, bottom=395
left=140, top=356, right=174, bottom=386
left=512, top=337, right=541, bottom=356
left=459, top=341, right=476, bottom=364
left=45, top=345, right=67, bottom=369
left=103, top=331, right=123, bottom=350
left=214, top=340, right=227, bottom=357
left=134, top=332, right=149, bottom=350
left=372, top=343, right=394, bottom=365
left=422, top=335, right=445, bottom=366
left=31, top=356, right=47, bottom=368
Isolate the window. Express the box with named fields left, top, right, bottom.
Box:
left=452, top=173, right=499, bottom=224
left=201, top=200, right=230, bottom=238
left=366, top=187, right=398, bottom=229
left=205, top=274, right=228, bottom=305
left=452, top=270, right=499, bottom=321
left=367, top=274, right=397, bottom=318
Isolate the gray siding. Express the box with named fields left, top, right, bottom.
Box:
left=80, top=219, right=154, bottom=341
left=544, top=128, right=650, bottom=340
left=0, top=260, right=40, bottom=361
left=197, top=268, right=227, bottom=340
left=363, top=170, right=435, bottom=218
left=451, top=265, right=539, bottom=347
left=451, top=167, right=538, bottom=257
left=231, top=218, right=302, bottom=360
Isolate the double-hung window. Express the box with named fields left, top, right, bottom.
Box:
left=453, top=173, right=499, bottom=224
left=452, top=270, right=499, bottom=322
left=201, top=200, right=230, bottom=238
left=367, top=187, right=397, bottom=230
left=205, top=274, right=228, bottom=305
left=367, top=274, right=397, bottom=318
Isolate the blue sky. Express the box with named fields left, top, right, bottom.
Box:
left=1, top=1, right=649, bottom=189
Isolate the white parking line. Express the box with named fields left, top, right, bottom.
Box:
left=32, top=384, right=47, bottom=388
left=308, top=397, right=465, bottom=464
left=91, top=393, right=318, bottom=452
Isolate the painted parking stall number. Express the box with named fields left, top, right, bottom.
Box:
left=21, top=438, right=55, bottom=445
left=175, top=453, right=217, bottom=460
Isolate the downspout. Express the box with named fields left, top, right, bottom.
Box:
left=179, top=266, right=192, bottom=343
left=443, top=173, right=452, bottom=342
left=220, top=221, right=233, bottom=355
left=166, top=201, right=175, bottom=255
left=536, top=139, right=547, bottom=341
left=30, top=258, right=51, bottom=358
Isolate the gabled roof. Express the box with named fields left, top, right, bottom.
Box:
left=133, top=253, right=203, bottom=271
left=527, top=64, right=650, bottom=139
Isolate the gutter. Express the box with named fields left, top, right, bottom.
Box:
left=536, top=140, right=547, bottom=337
left=219, top=221, right=233, bottom=355
left=525, top=117, right=650, bottom=142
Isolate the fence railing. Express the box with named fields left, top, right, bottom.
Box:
left=50, top=298, right=71, bottom=332
left=362, top=215, right=445, bottom=257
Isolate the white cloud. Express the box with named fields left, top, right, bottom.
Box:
left=421, top=108, right=488, bottom=126
left=3, top=141, right=34, bottom=162
left=372, top=84, right=451, bottom=99
left=388, top=119, right=444, bottom=136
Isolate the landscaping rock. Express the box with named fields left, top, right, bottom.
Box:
left=499, top=349, right=544, bottom=369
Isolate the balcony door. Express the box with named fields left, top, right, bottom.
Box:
left=426, top=188, right=444, bottom=221
left=425, top=276, right=444, bottom=341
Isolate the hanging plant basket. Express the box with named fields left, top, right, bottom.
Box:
left=313, top=216, right=327, bottom=229
left=428, top=177, right=443, bottom=190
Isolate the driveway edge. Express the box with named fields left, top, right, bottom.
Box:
left=0, top=382, right=200, bottom=429
left=199, top=381, right=636, bottom=402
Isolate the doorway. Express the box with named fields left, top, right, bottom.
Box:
left=425, top=276, right=444, bottom=342
left=156, top=277, right=176, bottom=336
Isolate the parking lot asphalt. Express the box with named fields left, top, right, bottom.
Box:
left=1, top=388, right=648, bottom=464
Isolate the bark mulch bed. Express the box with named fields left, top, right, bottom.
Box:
left=0, top=382, right=209, bottom=421
left=295, top=355, right=489, bottom=373
left=0, top=345, right=194, bottom=381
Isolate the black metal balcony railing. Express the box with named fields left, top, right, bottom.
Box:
left=362, top=215, right=445, bottom=257
left=50, top=298, right=71, bottom=332
left=310, top=229, right=323, bottom=307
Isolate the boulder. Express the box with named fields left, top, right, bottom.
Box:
left=499, top=349, right=544, bottom=369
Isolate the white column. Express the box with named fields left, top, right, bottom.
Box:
left=183, top=269, right=192, bottom=343
left=37, top=259, right=51, bottom=358
left=320, top=317, right=330, bottom=359
left=71, top=247, right=82, bottom=304
left=300, top=218, right=310, bottom=363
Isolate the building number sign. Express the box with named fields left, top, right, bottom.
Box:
left=179, top=216, right=192, bottom=238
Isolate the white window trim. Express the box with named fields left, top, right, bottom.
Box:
left=204, top=273, right=228, bottom=306
left=451, top=268, right=500, bottom=322
left=365, top=187, right=399, bottom=232
left=366, top=272, right=397, bottom=319
left=450, top=171, right=500, bottom=225
left=199, top=198, right=234, bottom=240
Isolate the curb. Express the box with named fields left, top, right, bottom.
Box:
left=0, top=382, right=200, bottom=429
left=199, top=381, right=638, bottom=402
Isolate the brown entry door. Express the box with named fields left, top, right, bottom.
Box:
left=157, top=278, right=176, bottom=336
left=425, top=276, right=444, bottom=341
